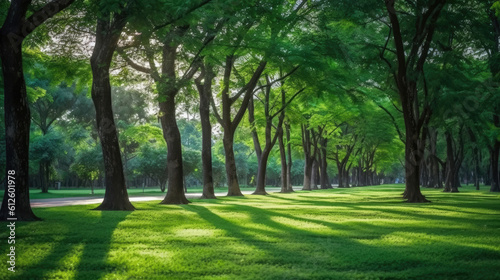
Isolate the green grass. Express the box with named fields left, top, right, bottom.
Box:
left=27, top=186, right=260, bottom=200
left=1, top=184, right=500, bottom=279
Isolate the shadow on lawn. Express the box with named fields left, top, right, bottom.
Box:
left=182, top=204, right=431, bottom=278
left=12, top=210, right=131, bottom=280
left=183, top=195, right=500, bottom=278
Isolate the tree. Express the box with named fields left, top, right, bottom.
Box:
left=132, top=143, right=168, bottom=192
left=252, top=69, right=303, bottom=195
left=195, top=63, right=217, bottom=198
left=29, top=130, right=64, bottom=193
left=382, top=0, right=447, bottom=202
left=210, top=53, right=266, bottom=196
left=0, top=0, right=77, bottom=221
left=117, top=0, right=214, bottom=204
left=70, top=144, right=104, bottom=194
left=90, top=1, right=135, bottom=211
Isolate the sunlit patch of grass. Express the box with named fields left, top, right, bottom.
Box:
left=1, top=184, right=500, bottom=279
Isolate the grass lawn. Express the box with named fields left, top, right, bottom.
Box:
left=27, top=186, right=259, bottom=200
left=1, top=184, right=500, bottom=279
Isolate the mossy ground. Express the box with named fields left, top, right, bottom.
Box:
left=1, top=184, right=500, bottom=279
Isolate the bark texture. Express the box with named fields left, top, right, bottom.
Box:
left=195, top=64, right=216, bottom=199
left=91, top=11, right=135, bottom=211
left=0, top=0, right=76, bottom=221
left=384, top=0, right=445, bottom=202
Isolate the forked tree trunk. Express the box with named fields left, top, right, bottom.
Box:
left=254, top=147, right=271, bottom=195
left=385, top=0, right=444, bottom=203
left=223, top=131, right=244, bottom=196
left=91, top=13, right=134, bottom=211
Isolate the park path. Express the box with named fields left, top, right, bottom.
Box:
left=30, top=187, right=302, bottom=208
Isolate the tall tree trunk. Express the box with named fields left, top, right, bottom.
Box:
left=0, top=36, right=35, bottom=219
left=311, top=159, right=319, bottom=190
left=90, top=13, right=135, bottom=211
left=490, top=141, right=500, bottom=192
left=214, top=58, right=266, bottom=196
left=0, top=0, right=75, bottom=222
left=196, top=65, right=216, bottom=199
left=337, top=163, right=344, bottom=188
left=428, top=128, right=442, bottom=188
left=285, top=123, right=294, bottom=192
left=159, top=94, right=190, bottom=204
left=303, top=159, right=313, bottom=190
left=385, top=0, right=444, bottom=203
left=39, top=162, right=48, bottom=193
left=319, top=142, right=330, bottom=189
left=301, top=125, right=314, bottom=190
left=278, top=126, right=291, bottom=193
left=344, top=167, right=351, bottom=188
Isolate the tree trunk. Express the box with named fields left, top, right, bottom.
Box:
left=254, top=147, right=270, bottom=195
left=319, top=143, right=330, bottom=189
left=249, top=97, right=262, bottom=166
left=301, top=125, right=313, bottom=190
left=344, top=167, right=351, bottom=188
left=0, top=0, right=75, bottom=222
left=402, top=128, right=429, bottom=202
left=0, top=35, right=38, bottom=220
left=159, top=94, right=190, bottom=204
left=39, top=162, right=48, bottom=193
left=278, top=127, right=291, bottom=193
left=337, top=163, right=344, bottom=188
left=197, top=65, right=216, bottom=199
left=285, top=123, right=294, bottom=192
left=90, top=13, right=134, bottom=211
left=223, top=131, right=243, bottom=196
left=311, top=159, right=319, bottom=190
left=303, top=158, right=313, bottom=190
left=159, top=178, right=166, bottom=193
left=443, top=131, right=459, bottom=193
left=385, top=0, right=443, bottom=203
left=490, top=141, right=500, bottom=192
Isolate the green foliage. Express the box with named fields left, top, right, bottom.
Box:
left=130, top=143, right=168, bottom=185
left=70, top=145, right=104, bottom=181
left=30, top=131, right=65, bottom=165
left=492, top=0, right=500, bottom=17
left=182, top=147, right=201, bottom=183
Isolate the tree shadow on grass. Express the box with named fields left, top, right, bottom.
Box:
left=10, top=209, right=131, bottom=280
left=181, top=204, right=426, bottom=278
left=183, top=201, right=500, bottom=279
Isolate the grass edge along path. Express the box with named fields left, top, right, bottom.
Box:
left=1, top=184, right=500, bottom=279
